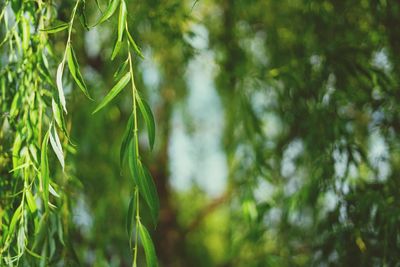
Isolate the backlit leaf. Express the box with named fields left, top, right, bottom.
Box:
left=41, top=23, right=69, bottom=34
left=41, top=129, right=50, bottom=210
left=25, top=190, right=37, bottom=213
left=114, top=58, right=129, bottom=79
left=56, top=61, right=67, bottom=113
left=8, top=205, right=22, bottom=237
left=49, top=125, right=65, bottom=171
left=93, top=0, right=120, bottom=26
left=52, top=98, right=70, bottom=139
left=111, top=39, right=122, bottom=60
left=139, top=222, right=158, bottom=267
left=127, top=31, right=144, bottom=59
left=117, top=0, right=127, bottom=42
left=67, top=44, right=91, bottom=99
left=92, top=72, right=130, bottom=114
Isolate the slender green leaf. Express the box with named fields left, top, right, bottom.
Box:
left=93, top=0, right=120, bottom=26
left=8, top=205, right=22, bottom=237
left=56, top=61, right=67, bottom=113
left=127, top=31, right=144, bottom=59
left=10, top=92, right=21, bottom=118
left=21, top=16, right=30, bottom=51
left=139, top=222, right=158, bottom=267
left=130, top=143, right=159, bottom=224
left=33, top=214, right=48, bottom=250
left=41, top=23, right=69, bottom=34
left=120, top=112, right=134, bottom=166
left=12, top=133, right=22, bottom=170
left=117, top=0, right=127, bottom=42
left=52, top=98, right=70, bottom=140
left=137, top=95, right=156, bottom=150
left=93, top=72, right=130, bottom=114
left=114, top=58, right=129, bottom=79
left=140, top=165, right=159, bottom=225
left=25, top=191, right=37, bottom=213
left=111, top=39, right=122, bottom=60
left=78, top=0, right=89, bottom=30
left=49, top=184, right=60, bottom=198
left=128, top=135, right=140, bottom=185
left=67, top=44, right=92, bottom=99
left=128, top=137, right=159, bottom=224
left=49, top=126, right=65, bottom=171
left=41, top=129, right=50, bottom=210
left=126, top=195, right=136, bottom=237
left=17, top=226, right=25, bottom=254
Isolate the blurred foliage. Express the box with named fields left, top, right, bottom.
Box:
left=2, top=0, right=400, bottom=266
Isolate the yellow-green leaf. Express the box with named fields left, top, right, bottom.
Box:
left=67, top=44, right=91, bottom=99
left=40, top=129, right=50, bottom=210
left=56, top=61, right=67, bottom=113
left=139, top=222, right=158, bottom=267
left=8, top=205, right=22, bottom=237
left=111, top=39, right=122, bottom=60
left=93, top=72, right=130, bottom=114
left=127, top=30, right=144, bottom=59
left=93, top=0, right=120, bottom=26
left=25, top=191, right=37, bottom=213
left=117, top=0, right=127, bottom=42
left=49, top=126, right=65, bottom=171
left=41, top=23, right=69, bottom=34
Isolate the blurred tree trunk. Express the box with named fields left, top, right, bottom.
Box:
left=151, top=86, right=186, bottom=267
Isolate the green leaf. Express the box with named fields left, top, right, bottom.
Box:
left=67, top=44, right=92, bottom=99
left=78, top=0, right=89, bottom=30
left=126, top=195, right=135, bottom=237
left=12, top=133, right=22, bottom=171
left=25, top=190, right=37, bottom=213
left=140, top=165, right=159, bottom=225
left=41, top=129, right=50, bottom=210
left=93, top=0, right=120, bottom=26
left=56, top=61, right=67, bottom=113
left=49, top=125, right=65, bottom=171
left=127, top=31, right=144, bottom=59
left=111, top=39, right=123, bottom=60
left=120, top=112, right=134, bottom=166
left=21, top=16, right=30, bottom=51
left=49, top=184, right=60, bottom=198
left=33, top=213, right=48, bottom=250
left=117, top=0, right=127, bottom=42
left=52, top=98, right=70, bottom=140
left=41, top=23, right=69, bottom=34
left=137, top=95, right=156, bottom=150
left=128, top=135, right=140, bottom=185
left=8, top=205, right=22, bottom=237
left=93, top=72, right=130, bottom=114
left=127, top=137, right=158, bottom=224
left=114, top=58, right=129, bottom=79
left=138, top=222, right=158, bottom=267
left=10, top=92, right=21, bottom=119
